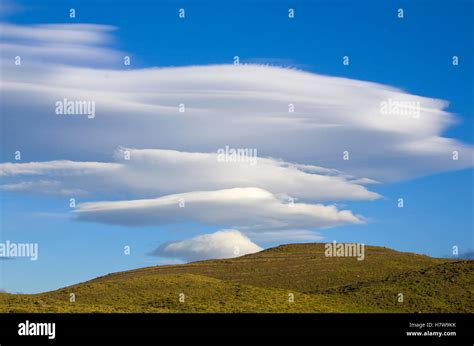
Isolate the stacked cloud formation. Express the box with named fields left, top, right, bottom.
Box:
left=1, top=22, right=472, bottom=261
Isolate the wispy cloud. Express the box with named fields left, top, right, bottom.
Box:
left=0, top=22, right=120, bottom=66
left=0, top=148, right=379, bottom=201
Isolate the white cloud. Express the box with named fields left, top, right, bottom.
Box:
left=74, top=187, right=363, bottom=230
left=0, top=23, right=115, bottom=44
left=1, top=22, right=473, bottom=246
left=1, top=22, right=472, bottom=182
left=0, top=180, right=86, bottom=196
left=0, top=160, right=120, bottom=177
left=149, top=229, right=263, bottom=262
left=0, top=148, right=379, bottom=201
left=0, top=23, right=120, bottom=66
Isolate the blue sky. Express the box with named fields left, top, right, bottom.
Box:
left=1, top=0, right=473, bottom=293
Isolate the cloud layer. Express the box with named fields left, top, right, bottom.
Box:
left=74, top=187, right=363, bottom=230
left=1, top=24, right=472, bottom=182
left=0, top=147, right=379, bottom=201
left=0, top=22, right=120, bottom=66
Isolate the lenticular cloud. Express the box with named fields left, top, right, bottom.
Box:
left=0, top=147, right=380, bottom=202
left=2, top=59, right=472, bottom=181
left=1, top=22, right=473, bottom=245
left=73, top=187, right=363, bottom=230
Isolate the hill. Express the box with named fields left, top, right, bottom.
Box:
left=0, top=243, right=472, bottom=313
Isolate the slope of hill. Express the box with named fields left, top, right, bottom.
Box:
left=0, top=243, right=472, bottom=313
left=319, top=260, right=473, bottom=312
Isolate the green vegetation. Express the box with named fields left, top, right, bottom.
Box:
left=1, top=243, right=472, bottom=313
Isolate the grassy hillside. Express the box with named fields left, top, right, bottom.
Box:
left=101, top=244, right=449, bottom=293
left=320, top=260, right=474, bottom=312
left=0, top=243, right=472, bottom=313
